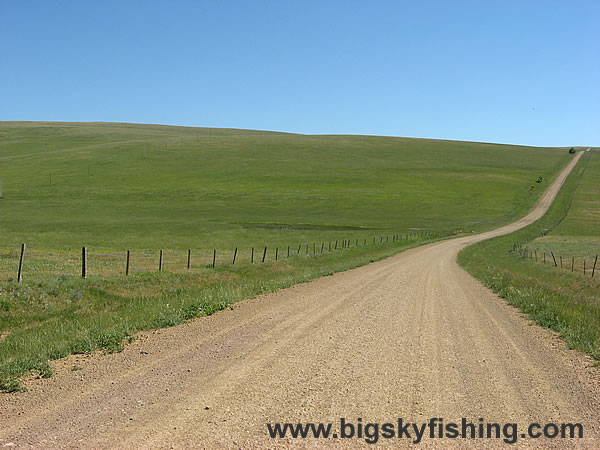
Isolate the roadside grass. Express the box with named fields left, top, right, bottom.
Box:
left=529, top=236, right=600, bottom=262
left=0, top=122, right=575, bottom=391
left=523, top=236, right=600, bottom=275
left=1, top=237, right=429, bottom=392
left=458, top=150, right=600, bottom=360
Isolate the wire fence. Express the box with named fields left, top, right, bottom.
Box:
left=2, top=230, right=462, bottom=283
left=512, top=242, right=598, bottom=278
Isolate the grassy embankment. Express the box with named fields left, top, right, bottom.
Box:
left=459, top=150, right=600, bottom=361
left=530, top=149, right=600, bottom=267
left=0, top=122, right=571, bottom=391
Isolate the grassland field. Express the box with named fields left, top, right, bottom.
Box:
left=0, top=121, right=579, bottom=390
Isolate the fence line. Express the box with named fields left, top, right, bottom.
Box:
left=512, top=242, right=598, bottom=279
left=5, top=230, right=462, bottom=282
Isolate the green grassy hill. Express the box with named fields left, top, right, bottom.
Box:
left=531, top=149, right=600, bottom=262
left=0, top=121, right=574, bottom=390
left=0, top=122, right=570, bottom=251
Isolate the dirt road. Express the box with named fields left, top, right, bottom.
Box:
left=1, top=151, right=598, bottom=448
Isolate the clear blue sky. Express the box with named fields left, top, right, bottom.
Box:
left=1, top=1, right=598, bottom=147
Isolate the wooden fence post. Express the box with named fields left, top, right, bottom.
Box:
left=287, top=246, right=290, bottom=258
left=335, top=240, right=338, bottom=250
left=187, top=249, right=191, bottom=269
left=571, top=257, right=574, bottom=272
left=305, top=244, right=308, bottom=255
left=82, top=246, right=87, bottom=278
left=251, top=247, right=254, bottom=264
left=232, top=247, right=238, bottom=265
left=17, top=243, right=25, bottom=282
left=212, top=249, right=216, bottom=268
left=297, top=244, right=301, bottom=254
left=321, top=242, right=324, bottom=254
left=159, top=249, right=163, bottom=272
left=262, top=246, right=267, bottom=263
left=592, top=255, right=598, bottom=278
left=275, top=247, right=278, bottom=261
left=126, top=249, right=130, bottom=276
left=551, top=251, right=558, bottom=267
left=560, top=255, right=563, bottom=268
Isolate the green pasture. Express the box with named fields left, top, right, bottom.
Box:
left=0, top=122, right=570, bottom=252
